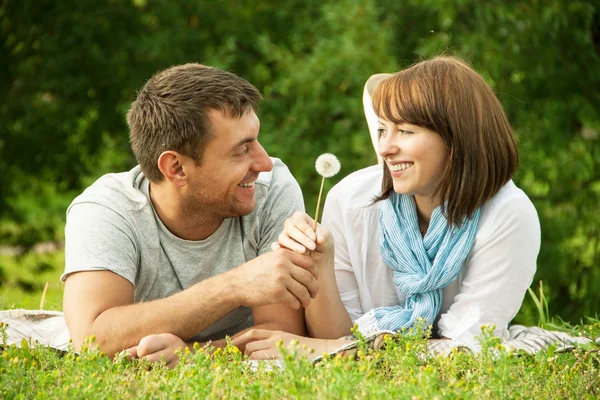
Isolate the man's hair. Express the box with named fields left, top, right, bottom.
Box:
left=127, top=63, right=262, bottom=182
left=372, top=56, right=518, bottom=225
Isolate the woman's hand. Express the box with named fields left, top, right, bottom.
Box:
left=272, top=212, right=334, bottom=265
left=231, top=329, right=325, bottom=360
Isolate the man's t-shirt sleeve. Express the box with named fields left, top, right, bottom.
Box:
left=62, top=202, right=139, bottom=285
left=257, top=161, right=305, bottom=255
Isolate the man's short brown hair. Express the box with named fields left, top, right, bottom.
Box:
left=127, top=63, right=262, bottom=182
left=372, top=56, right=518, bottom=225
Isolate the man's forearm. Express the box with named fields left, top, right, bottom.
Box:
left=89, top=269, right=242, bottom=356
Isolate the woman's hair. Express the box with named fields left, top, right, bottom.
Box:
left=372, top=56, right=518, bottom=225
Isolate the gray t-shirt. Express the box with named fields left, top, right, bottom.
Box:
left=62, top=158, right=304, bottom=342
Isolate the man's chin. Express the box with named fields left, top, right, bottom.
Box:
left=232, top=199, right=257, bottom=217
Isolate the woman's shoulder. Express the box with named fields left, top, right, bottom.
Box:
left=478, top=180, right=540, bottom=236
left=327, top=164, right=383, bottom=210
left=484, top=180, right=536, bottom=211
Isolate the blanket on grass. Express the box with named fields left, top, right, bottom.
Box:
left=310, top=326, right=597, bottom=364
left=1, top=309, right=595, bottom=360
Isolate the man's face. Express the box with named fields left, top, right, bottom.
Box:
left=182, top=109, right=273, bottom=219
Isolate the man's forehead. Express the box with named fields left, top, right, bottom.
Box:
left=207, top=106, right=257, bottom=120
left=205, top=108, right=260, bottom=147
left=207, top=108, right=259, bottom=126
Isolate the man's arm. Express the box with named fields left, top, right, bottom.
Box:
left=251, top=303, right=305, bottom=336
left=125, top=304, right=305, bottom=368
left=181, top=304, right=305, bottom=354
left=64, top=270, right=241, bottom=356
left=63, top=248, right=318, bottom=357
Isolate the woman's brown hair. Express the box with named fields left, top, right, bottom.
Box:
left=372, top=56, right=518, bottom=225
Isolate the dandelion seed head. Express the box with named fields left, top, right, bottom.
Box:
left=315, top=153, right=341, bottom=178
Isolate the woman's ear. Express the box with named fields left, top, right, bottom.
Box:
left=157, top=151, right=188, bottom=187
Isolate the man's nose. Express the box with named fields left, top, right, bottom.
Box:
left=253, top=143, right=273, bottom=172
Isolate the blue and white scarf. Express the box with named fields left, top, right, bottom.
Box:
left=356, top=193, right=481, bottom=335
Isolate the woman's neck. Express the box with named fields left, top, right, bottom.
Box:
left=413, top=194, right=442, bottom=235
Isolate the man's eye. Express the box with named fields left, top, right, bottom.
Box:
left=238, top=147, right=249, bottom=156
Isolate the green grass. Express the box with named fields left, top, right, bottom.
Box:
left=1, top=323, right=599, bottom=399
left=1, top=253, right=599, bottom=398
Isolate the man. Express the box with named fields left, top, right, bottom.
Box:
left=62, top=64, right=318, bottom=367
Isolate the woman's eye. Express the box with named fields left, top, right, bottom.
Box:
left=377, top=128, right=386, bottom=137
left=399, top=129, right=413, bottom=135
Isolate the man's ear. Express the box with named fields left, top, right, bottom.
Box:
left=157, top=151, right=188, bottom=187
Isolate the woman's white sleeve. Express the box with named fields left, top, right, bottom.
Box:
left=436, top=196, right=541, bottom=345
left=322, top=189, right=363, bottom=323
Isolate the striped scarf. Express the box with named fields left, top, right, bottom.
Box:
left=357, top=193, right=481, bottom=335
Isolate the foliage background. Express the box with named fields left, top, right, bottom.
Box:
left=1, top=0, right=599, bottom=323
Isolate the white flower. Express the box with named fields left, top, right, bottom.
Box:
left=315, top=153, right=341, bottom=178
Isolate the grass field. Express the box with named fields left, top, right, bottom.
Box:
left=1, top=322, right=599, bottom=399
left=1, top=252, right=599, bottom=398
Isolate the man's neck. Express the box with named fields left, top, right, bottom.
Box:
left=149, top=182, right=223, bottom=241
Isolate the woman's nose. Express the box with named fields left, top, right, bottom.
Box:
left=377, top=134, right=397, bottom=159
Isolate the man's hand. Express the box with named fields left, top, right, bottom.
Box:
left=126, top=333, right=188, bottom=369
left=233, top=248, right=319, bottom=310
left=272, top=212, right=334, bottom=264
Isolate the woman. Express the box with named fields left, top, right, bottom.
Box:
left=232, top=56, right=541, bottom=359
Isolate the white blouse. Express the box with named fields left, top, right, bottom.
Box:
left=321, top=164, right=541, bottom=347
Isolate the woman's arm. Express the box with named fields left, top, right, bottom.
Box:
left=274, top=211, right=353, bottom=339
left=304, top=250, right=354, bottom=339
left=305, top=190, right=365, bottom=338
left=437, top=194, right=541, bottom=344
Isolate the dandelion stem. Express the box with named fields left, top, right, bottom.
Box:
left=313, top=176, right=326, bottom=232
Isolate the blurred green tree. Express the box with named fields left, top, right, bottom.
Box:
left=0, top=0, right=598, bottom=322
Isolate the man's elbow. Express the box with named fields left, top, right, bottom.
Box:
left=66, top=316, right=121, bottom=357
left=68, top=327, right=99, bottom=353
left=71, top=331, right=126, bottom=359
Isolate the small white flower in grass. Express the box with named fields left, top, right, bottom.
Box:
left=313, top=153, right=341, bottom=232
left=315, top=153, right=341, bottom=178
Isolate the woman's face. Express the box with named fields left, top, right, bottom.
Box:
left=377, top=119, right=448, bottom=199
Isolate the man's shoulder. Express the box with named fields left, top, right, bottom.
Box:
left=253, top=157, right=302, bottom=206
left=68, top=166, right=150, bottom=215
left=243, top=157, right=304, bottom=229
left=255, top=157, right=296, bottom=190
